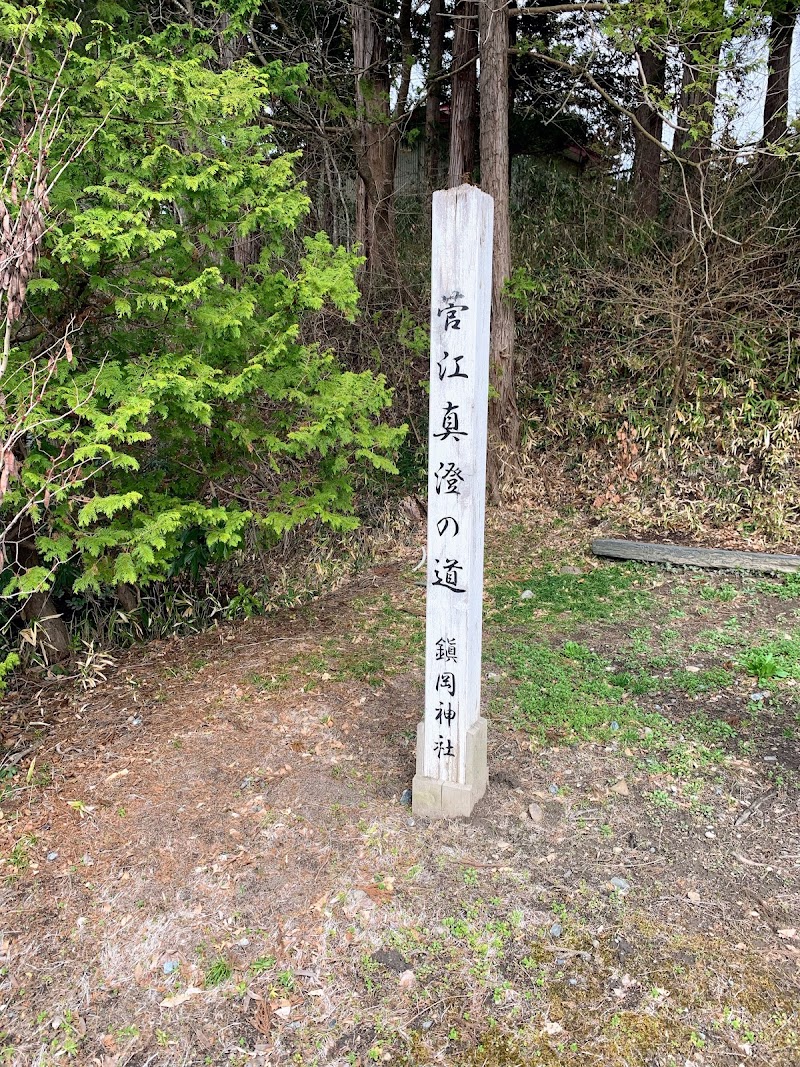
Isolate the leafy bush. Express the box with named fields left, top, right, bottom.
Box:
left=0, top=9, right=403, bottom=658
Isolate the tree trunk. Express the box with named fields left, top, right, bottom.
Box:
left=218, top=13, right=263, bottom=270
left=448, top=1, right=478, bottom=188
left=351, top=0, right=398, bottom=278
left=671, top=19, right=722, bottom=235
left=479, top=0, right=519, bottom=499
left=631, top=47, right=666, bottom=219
left=762, top=1, right=797, bottom=149
left=13, top=517, right=71, bottom=662
left=425, top=0, right=446, bottom=203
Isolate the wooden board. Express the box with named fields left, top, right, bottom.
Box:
left=421, top=185, right=493, bottom=784
left=591, top=538, right=800, bottom=574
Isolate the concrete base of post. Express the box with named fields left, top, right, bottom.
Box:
left=411, top=718, right=488, bottom=819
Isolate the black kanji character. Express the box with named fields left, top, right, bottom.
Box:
left=435, top=672, right=456, bottom=696
left=435, top=638, right=457, bottom=662
left=433, top=735, right=455, bottom=758
left=435, top=701, right=457, bottom=725
left=437, top=351, right=468, bottom=381
left=432, top=557, right=465, bottom=593
left=434, top=462, right=464, bottom=496
left=433, top=402, right=468, bottom=442
left=436, top=515, right=459, bottom=537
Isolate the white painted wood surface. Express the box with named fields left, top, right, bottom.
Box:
left=421, top=185, right=493, bottom=784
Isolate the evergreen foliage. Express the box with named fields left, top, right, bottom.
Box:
left=0, top=6, right=403, bottom=672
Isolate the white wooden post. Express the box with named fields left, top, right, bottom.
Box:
left=412, top=185, right=492, bottom=819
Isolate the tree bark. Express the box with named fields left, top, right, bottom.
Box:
left=762, top=0, right=797, bottom=149
left=351, top=0, right=398, bottom=278
left=13, top=516, right=71, bottom=662
left=631, top=47, right=666, bottom=219
left=479, top=0, right=519, bottom=499
left=425, top=0, right=446, bottom=202
left=670, top=17, right=722, bottom=235
left=217, top=13, right=263, bottom=270
left=448, top=1, right=479, bottom=187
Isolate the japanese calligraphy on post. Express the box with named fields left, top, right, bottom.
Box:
left=412, top=185, right=493, bottom=820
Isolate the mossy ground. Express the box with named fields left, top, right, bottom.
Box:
left=1, top=510, right=799, bottom=1065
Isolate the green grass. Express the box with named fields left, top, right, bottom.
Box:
left=494, top=633, right=742, bottom=784
left=666, top=666, right=734, bottom=694
left=754, top=573, right=800, bottom=601
left=498, top=641, right=649, bottom=742
left=204, top=958, right=232, bottom=987
left=698, top=583, right=739, bottom=602
left=249, top=955, right=277, bottom=976
left=737, top=633, right=800, bottom=682
left=0, top=766, right=18, bottom=803
left=690, top=618, right=744, bottom=653
left=248, top=670, right=289, bottom=691
left=490, top=563, right=651, bottom=630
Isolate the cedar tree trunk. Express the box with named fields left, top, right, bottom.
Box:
left=14, top=516, right=71, bottom=662
left=448, top=1, right=478, bottom=187
left=631, top=47, right=666, bottom=219
left=671, top=18, right=722, bottom=235
left=425, top=0, right=446, bottom=201
left=351, top=0, right=398, bottom=278
left=762, top=1, right=797, bottom=149
left=479, top=0, right=520, bottom=499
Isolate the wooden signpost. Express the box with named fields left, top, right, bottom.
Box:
left=412, top=185, right=493, bottom=819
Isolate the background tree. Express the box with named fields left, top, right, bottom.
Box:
left=481, top=0, right=520, bottom=497
left=449, top=1, right=479, bottom=187
left=761, top=0, right=799, bottom=156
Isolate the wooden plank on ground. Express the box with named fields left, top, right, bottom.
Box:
left=591, top=538, right=800, bottom=574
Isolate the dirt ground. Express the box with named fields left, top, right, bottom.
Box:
left=1, top=509, right=799, bottom=1067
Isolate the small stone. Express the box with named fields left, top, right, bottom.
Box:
left=548, top=784, right=559, bottom=795
left=46, top=851, right=58, bottom=862
left=560, top=565, right=583, bottom=576
left=763, top=755, right=777, bottom=763
left=163, top=960, right=180, bottom=975
left=343, top=888, right=374, bottom=918
left=399, top=788, right=412, bottom=807
left=609, top=876, right=630, bottom=893
left=610, top=780, right=629, bottom=797
left=550, top=923, right=563, bottom=939
left=398, top=969, right=416, bottom=990
left=704, top=830, right=716, bottom=840
left=520, top=590, right=534, bottom=600
left=528, top=802, right=545, bottom=825
left=610, top=720, right=619, bottom=732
